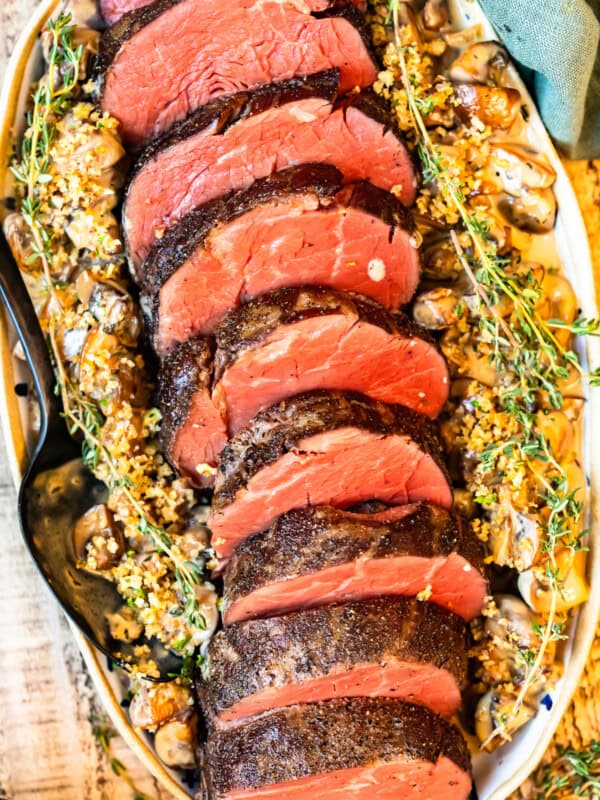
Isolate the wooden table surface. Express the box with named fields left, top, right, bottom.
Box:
left=0, top=3, right=599, bottom=798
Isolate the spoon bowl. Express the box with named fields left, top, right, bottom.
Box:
left=0, top=232, right=181, bottom=679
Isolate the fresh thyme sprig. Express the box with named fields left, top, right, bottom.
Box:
left=388, top=0, right=597, bottom=746
left=12, top=13, right=207, bottom=634
left=92, top=718, right=155, bottom=800
left=10, top=13, right=82, bottom=304
left=532, top=742, right=600, bottom=799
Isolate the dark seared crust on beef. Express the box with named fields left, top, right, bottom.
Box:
left=129, top=69, right=340, bottom=177
left=96, top=0, right=179, bottom=77
left=202, top=698, right=471, bottom=797
left=198, top=596, right=467, bottom=725
left=213, top=391, right=449, bottom=509
left=158, top=337, right=213, bottom=463
left=96, top=1, right=375, bottom=91
left=223, top=504, right=485, bottom=608
left=213, top=288, right=426, bottom=382
left=140, top=163, right=344, bottom=297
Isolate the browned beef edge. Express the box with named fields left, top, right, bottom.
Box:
left=96, top=0, right=375, bottom=91
left=213, top=391, right=449, bottom=510
left=158, top=336, right=213, bottom=462
left=140, top=163, right=344, bottom=296
left=127, top=68, right=339, bottom=172
left=213, top=287, right=426, bottom=383
left=202, top=698, right=471, bottom=798
left=198, top=596, right=467, bottom=724
left=223, top=503, right=485, bottom=606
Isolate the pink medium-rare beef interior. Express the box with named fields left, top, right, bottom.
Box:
left=99, top=0, right=377, bottom=147
left=213, top=308, right=447, bottom=432
left=153, top=197, right=419, bottom=352
left=221, top=758, right=472, bottom=800
left=210, top=427, right=453, bottom=559
left=222, top=503, right=486, bottom=624
left=198, top=597, right=466, bottom=726
left=210, top=392, right=452, bottom=560
left=143, top=168, right=419, bottom=354
left=203, top=698, right=472, bottom=800
left=124, top=89, right=416, bottom=269
left=225, top=552, right=486, bottom=624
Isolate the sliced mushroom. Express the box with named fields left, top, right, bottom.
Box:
left=454, top=84, right=521, bottom=130
left=535, top=409, right=575, bottom=463
left=499, top=187, right=557, bottom=233
left=519, top=550, right=589, bottom=614
left=154, top=710, right=198, bottom=769
left=423, top=0, right=449, bottom=30
left=486, top=595, right=539, bottom=649
left=79, top=330, right=148, bottom=407
left=444, top=24, right=486, bottom=49
left=538, top=271, right=577, bottom=344
left=73, top=503, right=124, bottom=570
left=88, top=284, right=142, bottom=347
left=412, top=286, right=460, bottom=329
left=502, top=506, right=540, bottom=570
left=475, top=689, right=536, bottom=749
left=448, top=42, right=509, bottom=85
left=421, top=236, right=463, bottom=280
left=62, top=326, right=89, bottom=363
left=129, top=681, right=194, bottom=731
left=487, top=143, right=556, bottom=197
left=3, top=212, right=35, bottom=271
left=107, top=605, right=144, bottom=643
left=42, top=23, right=99, bottom=83
left=441, top=329, right=499, bottom=387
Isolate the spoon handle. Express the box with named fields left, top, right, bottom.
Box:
left=0, top=232, right=64, bottom=449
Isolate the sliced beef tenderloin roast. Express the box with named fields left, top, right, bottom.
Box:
left=124, top=72, right=417, bottom=271
left=158, top=288, right=447, bottom=484
left=158, top=337, right=227, bottom=488
left=142, top=166, right=420, bottom=355
left=98, top=0, right=377, bottom=148
left=202, top=698, right=472, bottom=800
left=209, top=391, right=452, bottom=562
left=213, top=287, right=447, bottom=431
left=222, top=503, right=487, bottom=624
left=198, top=597, right=467, bottom=728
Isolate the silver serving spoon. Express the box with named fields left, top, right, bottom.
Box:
left=0, top=232, right=181, bottom=679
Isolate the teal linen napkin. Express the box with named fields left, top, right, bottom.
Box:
left=480, top=0, right=600, bottom=159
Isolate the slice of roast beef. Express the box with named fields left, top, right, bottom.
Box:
left=198, top=597, right=467, bottom=728
left=143, top=166, right=420, bottom=354
left=222, top=503, right=487, bottom=624
left=158, top=337, right=226, bottom=487
left=124, top=72, right=416, bottom=271
left=202, top=698, right=472, bottom=800
left=213, top=287, right=447, bottom=430
left=209, top=391, right=452, bottom=562
left=97, top=0, right=377, bottom=148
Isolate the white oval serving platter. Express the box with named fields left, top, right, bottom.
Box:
left=0, top=1, right=599, bottom=798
